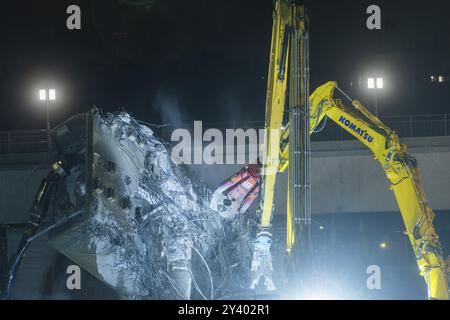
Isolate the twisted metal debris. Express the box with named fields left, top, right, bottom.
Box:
left=53, top=111, right=256, bottom=299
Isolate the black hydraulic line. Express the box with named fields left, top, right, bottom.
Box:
left=0, top=162, right=67, bottom=300
left=335, top=85, right=393, bottom=148
left=301, top=10, right=311, bottom=227
left=278, top=26, right=291, bottom=80
left=27, top=210, right=83, bottom=243
left=287, top=5, right=312, bottom=290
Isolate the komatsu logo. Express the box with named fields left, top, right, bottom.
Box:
left=338, top=116, right=374, bottom=143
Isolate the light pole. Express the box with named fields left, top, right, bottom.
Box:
left=39, top=89, right=56, bottom=149
left=367, top=77, right=383, bottom=116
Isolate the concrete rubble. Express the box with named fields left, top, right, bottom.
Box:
left=48, top=110, right=256, bottom=299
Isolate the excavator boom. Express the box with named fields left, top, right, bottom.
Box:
left=210, top=81, right=450, bottom=299
left=304, top=82, right=449, bottom=299
left=210, top=0, right=448, bottom=300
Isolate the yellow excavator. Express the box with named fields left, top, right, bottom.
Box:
left=209, top=0, right=450, bottom=299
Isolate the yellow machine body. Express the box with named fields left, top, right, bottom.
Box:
left=259, top=0, right=449, bottom=300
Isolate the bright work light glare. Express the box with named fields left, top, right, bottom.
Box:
left=368, top=78, right=375, bottom=89
left=49, top=89, right=56, bottom=101
left=379, top=241, right=388, bottom=250
left=376, top=78, right=383, bottom=89
left=39, top=89, right=46, bottom=101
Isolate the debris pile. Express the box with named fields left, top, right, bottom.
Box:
left=53, top=111, right=255, bottom=299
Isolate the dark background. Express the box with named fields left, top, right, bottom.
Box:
left=0, top=1, right=449, bottom=300
left=0, top=0, right=449, bottom=131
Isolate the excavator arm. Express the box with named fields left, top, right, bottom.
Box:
left=296, top=81, right=449, bottom=299
left=210, top=81, right=450, bottom=299
left=209, top=0, right=448, bottom=300
left=258, top=0, right=307, bottom=229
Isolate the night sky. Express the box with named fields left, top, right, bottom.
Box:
left=0, top=0, right=449, bottom=131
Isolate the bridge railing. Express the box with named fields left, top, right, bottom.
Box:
left=0, top=114, right=449, bottom=154
left=0, top=130, right=48, bottom=154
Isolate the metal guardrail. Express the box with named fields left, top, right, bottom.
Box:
left=0, top=114, right=449, bottom=154
left=158, top=114, right=450, bottom=142
left=0, top=130, right=48, bottom=154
